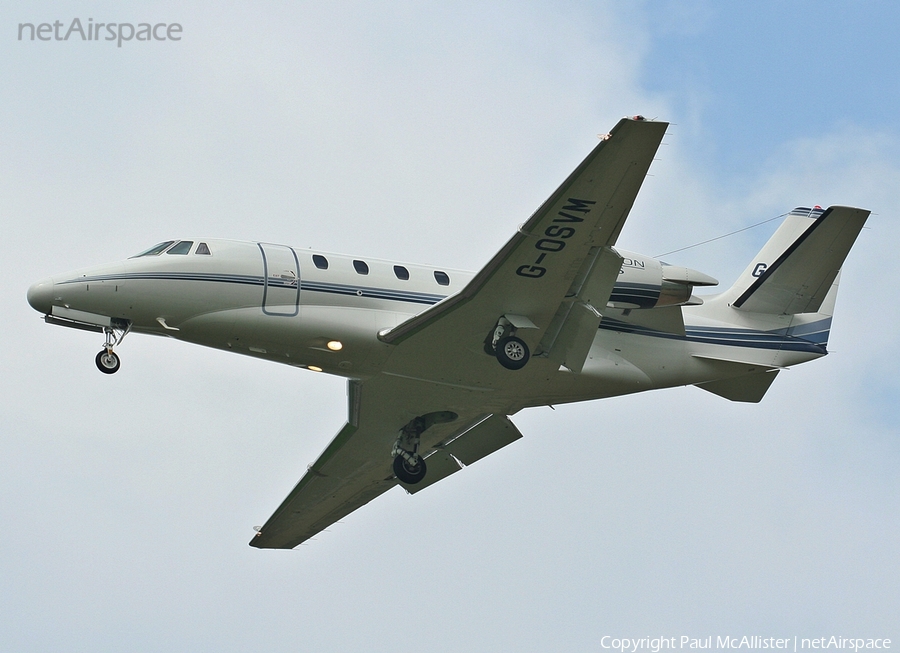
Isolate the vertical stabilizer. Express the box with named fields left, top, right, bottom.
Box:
left=718, top=206, right=869, bottom=315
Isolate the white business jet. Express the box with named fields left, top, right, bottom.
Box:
left=27, top=117, right=869, bottom=548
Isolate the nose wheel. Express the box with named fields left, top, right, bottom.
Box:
left=95, top=350, right=121, bottom=374
left=94, top=324, right=129, bottom=374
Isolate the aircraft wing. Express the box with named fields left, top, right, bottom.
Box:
left=251, top=118, right=666, bottom=548
left=380, top=116, right=668, bottom=374
left=250, top=374, right=522, bottom=549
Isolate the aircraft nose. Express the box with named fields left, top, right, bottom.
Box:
left=27, top=278, right=55, bottom=315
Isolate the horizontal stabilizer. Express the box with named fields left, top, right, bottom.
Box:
left=695, top=369, right=780, bottom=403
left=691, top=354, right=780, bottom=402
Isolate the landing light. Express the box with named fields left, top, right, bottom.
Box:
left=326, top=340, right=343, bottom=351
left=308, top=365, right=323, bottom=372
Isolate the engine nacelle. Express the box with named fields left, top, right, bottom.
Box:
left=608, top=249, right=718, bottom=309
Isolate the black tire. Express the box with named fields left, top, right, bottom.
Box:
left=95, top=350, right=120, bottom=374
left=496, top=335, right=529, bottom=370
left=393, top=454, right=427, bottom=485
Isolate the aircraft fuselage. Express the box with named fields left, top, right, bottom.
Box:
left=27, top=237, right=826, bottom=415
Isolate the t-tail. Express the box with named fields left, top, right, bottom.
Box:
left=713, top=205, right=869, bottom=347
left=692, top=206, right=869, bottom=403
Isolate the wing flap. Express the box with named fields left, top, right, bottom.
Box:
left=546, top=302, right=602, bottom=373
left=402, top=451, right=463, bottom=493
left=442, top=414, right=523, bottom=465
left=541, top=246, right=623, bottom=372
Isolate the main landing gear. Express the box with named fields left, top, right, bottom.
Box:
left=392, top=415, right=428, bottom=484
left=496, top=335, right=529, bottom=370
left=393, top=452, right=427, bottom=485
left=391, top=411, right=458, bottom=485
left=485, top=317, right=530, bottom=370
left=95, top=324, right=129, bottom=375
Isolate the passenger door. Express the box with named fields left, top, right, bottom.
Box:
left=258, top=243, right=300, bottom=316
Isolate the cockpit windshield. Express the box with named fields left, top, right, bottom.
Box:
left=132, top=241, right=175, bottom=257
left=166, top=241, right=193, bottom=255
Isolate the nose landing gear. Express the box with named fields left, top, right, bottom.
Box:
left=95, top=349, right=120, bottom=374
left=95, top=323, right=130, bottom=375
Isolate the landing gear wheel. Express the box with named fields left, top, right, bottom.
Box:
left=95, top=350, right=120, bottom=374
left=393, top=454, right=427, bottom=485
left=496, top=335, right=529, bottom=370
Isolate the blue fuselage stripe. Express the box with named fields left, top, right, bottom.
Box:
left=60, top=272, right=828, bottom=352
left=60, top=272, right=446, bottom=305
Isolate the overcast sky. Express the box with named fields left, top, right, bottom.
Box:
left=3, top=1, right=899, bottom=650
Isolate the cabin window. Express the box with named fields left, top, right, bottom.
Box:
left=313, top=254, right=329, bottom=270
left=353, top=260, right=369, bottom=275
left=132, top=241, right=175, bottom=257
left=196, top=242, right=211, bottom=255
left=166, top=241, right=194, bottom=255
left=434, top=270, right=450, bottom=286
left=393, top=265, right=410, bottom=280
